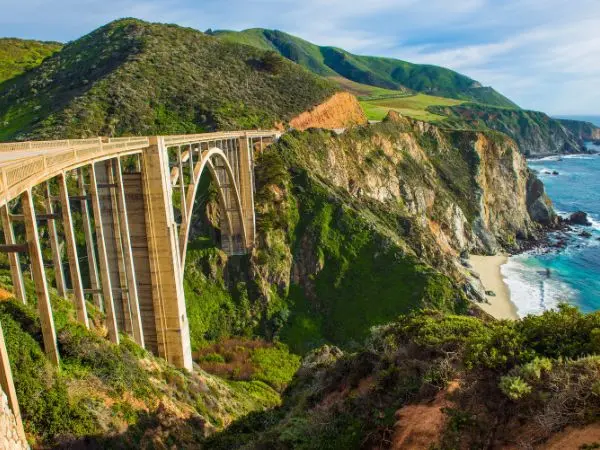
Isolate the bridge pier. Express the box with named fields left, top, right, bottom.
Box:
left=238, top=136, right=256, bottom=248
left=140, top=137, right=192, bottom=370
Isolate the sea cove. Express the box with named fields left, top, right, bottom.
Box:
left=502, top=147, right=600, bottom=316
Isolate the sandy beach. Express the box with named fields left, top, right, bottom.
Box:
left=469, top=255, right=519, bottom=320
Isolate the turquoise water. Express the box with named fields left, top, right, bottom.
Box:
left=501, top=146, right=600, bottom=316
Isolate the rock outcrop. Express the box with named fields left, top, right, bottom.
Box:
left=0, top=391, right=28, bottom=450
left=568, top=211, right=592, bottom=226
left=289, top=92, right=367, bottom=131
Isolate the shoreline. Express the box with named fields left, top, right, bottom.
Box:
left=469, top=255, right=519, bottom=320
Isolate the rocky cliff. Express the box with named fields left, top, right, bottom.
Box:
left=558, top=118, right=600, bottom=141
left=431, top=104, right=586, bottom=156
left=242, top=112, right=554, bottom=351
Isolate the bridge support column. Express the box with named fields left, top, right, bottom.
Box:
left=45, top=182, right=67, bottom=298
left=94, top=161, right=133, bottom=336
left=22, top=189, right=60, bottom=366
left=141, top=137, right=192, bottom=370
left=58, top=173, right=89, bottom=328
left=122, top=172, right=156, bottom=354
left=89, top=164, right=120, bottom=344
left=78, top=169, right=102, bottom=310
left=113, top=158, right=144, bottom=347
left=0, top=206, right=25, bottom=304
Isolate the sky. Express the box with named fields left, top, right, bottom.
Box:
left=1, top=0, right=599, bottom=115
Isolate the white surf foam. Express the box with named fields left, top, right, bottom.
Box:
left=501, top=256, right=576, bottom=317
left=529, top=155, right=562, bottom=162
left=562, top=154, right=597, bottom=160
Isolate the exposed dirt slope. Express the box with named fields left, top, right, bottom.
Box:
left=289, top=92, right=367, bottom=130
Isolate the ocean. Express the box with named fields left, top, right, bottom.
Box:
left=502, top=144, right=600, bottom=316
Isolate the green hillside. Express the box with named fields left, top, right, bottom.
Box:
left=431, top=103, right=586, bottom=156
left=360, top=93, right=464, bottom=121
left=211, top=28, right=517, bottom=108
left=0, top=19, right=337, bottom=141
left=0, top=38, right=62, bottom=83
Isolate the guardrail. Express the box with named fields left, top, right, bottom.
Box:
left=0, top=130, right=280, bottom=206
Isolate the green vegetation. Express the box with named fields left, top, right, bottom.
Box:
left=246, top=122, right=483, bottom=354
left=432, top=103, right=585, bottom=155
left=557, top=117, right=600, bottom=141
left=196, top=339, right=300, bottom=392
left=0, top=270, right=280, bottom=447
left=360, top=93, right=464, bottom=121
left=211, top=28, right=517, bottom=108
left=0, top=38, right=62, bottom=83
left=0, top=19, right=337, bottom=141
left=209, top=306, right=600, bottom=449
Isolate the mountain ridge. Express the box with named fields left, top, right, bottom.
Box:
left=210, top=28, right=518, bottom=108
left=0, top=19, right=338, bottom=141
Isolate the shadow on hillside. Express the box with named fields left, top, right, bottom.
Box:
left=52, top=407, right=207, bottom=450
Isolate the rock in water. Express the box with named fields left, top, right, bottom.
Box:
left=569, top=211, right=592, bottom=226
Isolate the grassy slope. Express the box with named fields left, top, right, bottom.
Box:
left=0, top=38, right=62, bottom=83
left=208, top=306, right=600, bottom=449
left=0, top=270, right=284, bottom=447
left=212, top=28, right=517, bottom=108
left=0, top=19, right=337, bottom=141
left=360, top=93, right=464, bottom=121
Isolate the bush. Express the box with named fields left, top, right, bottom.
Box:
left=499, top=375, right=532, bottom=400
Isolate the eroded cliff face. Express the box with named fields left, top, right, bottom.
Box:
left=289, top=92, right=367, bottom=130
left=248, top=112, right=554, bottom=347
left=558, top=118, right=600, bottom=141
left=276, top=112, right=550, bottom=259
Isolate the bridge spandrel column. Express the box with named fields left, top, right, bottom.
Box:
left=89, top=164, right=120, bottom=344
left=78, top=169, right=102, bottom=310
left=140, top=137, right=192, bottom=370
left=113, top=159, right=145, bottom=348
left=45, top=182, right=67, bottom=298
left=122, top=172, right=155, bottom=354
left=58, top=174, right=89, bottom=328
left=22, top=189, right=60, bottom=366
left=95, top=161, right=131, bottom=335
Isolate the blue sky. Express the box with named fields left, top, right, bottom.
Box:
left=1, top=0, right=599, bottom=115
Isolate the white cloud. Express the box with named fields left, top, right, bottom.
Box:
left=1, top=0, right=599, bottom=113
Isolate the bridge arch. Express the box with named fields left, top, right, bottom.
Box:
left=0, top=131, right=278, bottom=375
left=176, top=146, right=248, bottom=265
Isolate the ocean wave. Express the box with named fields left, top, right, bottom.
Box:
left=554, top=209, right=600, bottom=231
left=562, top=154, right=597, bottom=160
left=501, top=257, right=576, bottom=317
left=528, top=155, right=562, bottom=162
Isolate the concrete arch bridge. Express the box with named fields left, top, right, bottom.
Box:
left=0, top=131, right=279, bottom=372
